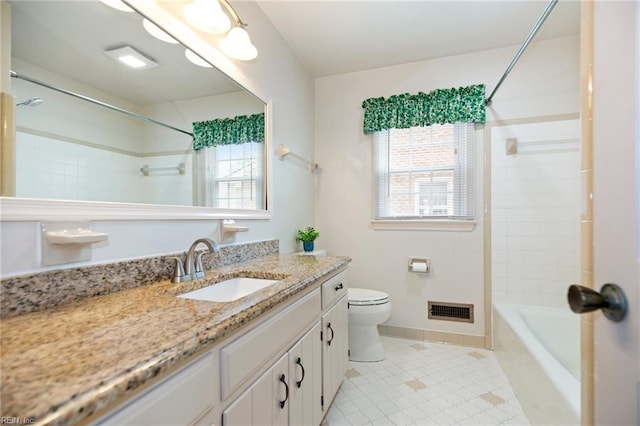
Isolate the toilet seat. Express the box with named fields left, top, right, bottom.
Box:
left=348, top=288, right=389, bottom=306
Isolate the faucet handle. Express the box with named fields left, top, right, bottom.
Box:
left=171, top=257, right=190, bottom=283
left=194, top=252, right=205, bottom=279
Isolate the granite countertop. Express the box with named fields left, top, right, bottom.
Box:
left=0, top=253, right=350, bottom=426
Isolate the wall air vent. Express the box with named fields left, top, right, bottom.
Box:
left=428, top=301, right=474, bottom=323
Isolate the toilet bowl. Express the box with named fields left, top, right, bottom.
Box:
left=348, top=288, right=392, bottom=362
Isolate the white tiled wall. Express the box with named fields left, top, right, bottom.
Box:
left=491, top=119, right=581, bottom=308
left=15, top=131, right=193, bottom=206
left=139, top=153, right=194, bottom=206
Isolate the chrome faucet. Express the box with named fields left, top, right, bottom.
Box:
left=172, top=238, right=220, bottom=283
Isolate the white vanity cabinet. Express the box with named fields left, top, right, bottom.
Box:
left=219, top=290, right=321, bottom=401
left=222, top=324, right=322, bottom=426
left=94, top=350, right=219, bottom=426
left=220, top=289, right=322, bottom=426
left=222, top=353, right=289, bottom=426
left=320, top=273, right=349, bottom=413
left=94, top=269, right=348, bottom=426
left=288, top=322, right=323, bottom=426
left=221, top=269, right=349, bottom=426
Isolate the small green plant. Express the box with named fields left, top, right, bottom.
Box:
left=295, top=226, right=320, bottom=243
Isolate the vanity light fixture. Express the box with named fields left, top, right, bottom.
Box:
left=184, top=0, right=258, bottom=61
left=220, top=25, right=258, bottom=61
left=184, top=0, right=231, bottom=34
left=105, top=45, right=159, bottom=69
left=185, top=49, right=213, bottom=68
left=99, top=0, right=134, bottom=12
left=143, top=18, right=179, bottom=44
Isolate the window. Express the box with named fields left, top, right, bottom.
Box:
left=373, top=122, right=475, bottom=220
left=205, top=142, right=263, bottom=209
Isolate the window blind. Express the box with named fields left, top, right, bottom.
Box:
left=373, top=122, right=475, bottom=220
left=204, top=142, right=263, bottom=209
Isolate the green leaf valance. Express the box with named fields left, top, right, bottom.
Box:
left=361, top=84, right=485, bottom=134
left=193, top=113, right=265, bottom=150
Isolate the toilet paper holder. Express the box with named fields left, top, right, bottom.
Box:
left=408, top=257, right=430, bottom=273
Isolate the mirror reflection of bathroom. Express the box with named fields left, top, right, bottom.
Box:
left=8, top=0, right=267, bottom=210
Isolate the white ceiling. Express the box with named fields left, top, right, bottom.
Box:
left=256, top=0, right=581, bottom=77
left=10, top=1, right=243, bottom=105
left=10, top=1, right=580, bottom=106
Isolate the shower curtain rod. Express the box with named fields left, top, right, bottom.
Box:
left=10, top=70, right=193, bottom=137
left=485, top=0, right=558, bottom=106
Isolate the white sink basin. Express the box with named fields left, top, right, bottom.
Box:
left=178, top=277, right=280, bottom=302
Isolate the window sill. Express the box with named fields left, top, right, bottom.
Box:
left=370, top=219, right=476, bottom=232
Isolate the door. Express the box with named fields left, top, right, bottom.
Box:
left=253, top=353, right=289, bottom=426
left=222, top=386, right=252, bottom=425
left=289, top=322, right=322, bottom=426
left=592, top=1, right=639, bottom=424
left=222, top=353, right=289, bottom=426
left=322, top=296, right=349, bottom=411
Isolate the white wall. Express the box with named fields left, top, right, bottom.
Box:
left=140, top=90, right=264, bottom=153
left=315, top=36, right=579, bottom=336
left=12, top=58, right=143, bottom=152
left=1, top=1, right=315, bottom=276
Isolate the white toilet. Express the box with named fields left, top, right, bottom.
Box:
left=348, top=288, right=392, bottom=362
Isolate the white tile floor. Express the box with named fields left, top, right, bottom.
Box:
left=324, top=336, right=530, bottom=425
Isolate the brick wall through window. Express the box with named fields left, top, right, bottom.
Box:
left=373, top=123, right=474, bottom=220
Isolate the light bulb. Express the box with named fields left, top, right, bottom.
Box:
left=118, top=55, right=147, bottom=68
left=185, top=49, right=213, bottom=68
left=143, top=19, right=178, bottom=44
left=220, top=26, right=258, bottom=61
left=184, top=0, right=231, bottom=34
left=99, top=0, right=134, bottom=12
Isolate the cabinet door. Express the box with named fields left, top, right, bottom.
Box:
left=220, top=290, right=321, bottom=400
left=194, top=408, right=218, bottom=426
left=269, top=353, right=289, bottom=426
left=223, top=353, right=289, bottom=426
left=222, top=387, right=252, bottom=425
left=321, top=295, right=349, bottom=411
left=337, top=296, right=349, bottom=388
left=288, top=322, right=322, bottom=426
left=96, top=352, right=217, bottom=426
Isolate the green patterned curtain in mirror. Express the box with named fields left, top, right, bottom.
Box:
left=361, top=84, right=486, bottom=134
left=193, top=113, right=265, bottom=150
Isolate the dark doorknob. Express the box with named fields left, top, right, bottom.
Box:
left=567, top=283, right=628, bottom=322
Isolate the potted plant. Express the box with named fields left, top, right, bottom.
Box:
left=296, top=226, right=320, bottom=252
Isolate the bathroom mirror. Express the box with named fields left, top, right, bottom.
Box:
left=3, top=0, right=269, bottom=219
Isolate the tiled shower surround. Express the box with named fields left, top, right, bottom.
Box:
left=0, top=239, right=279, bottom=318
left=491, top=118, right=581, bottom=308
left=15, top=130, right=193, bottom=206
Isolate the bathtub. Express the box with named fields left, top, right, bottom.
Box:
left=493, top=303, right=580, bottom=425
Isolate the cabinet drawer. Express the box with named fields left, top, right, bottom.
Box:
left=220, top=289, right=321, bottom=399
left=321, top=271, right=348, bottom=310
left=96, top=352, right=216, bottom=425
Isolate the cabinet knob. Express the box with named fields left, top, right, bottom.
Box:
left=334, top=283, right=344, bottom=291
